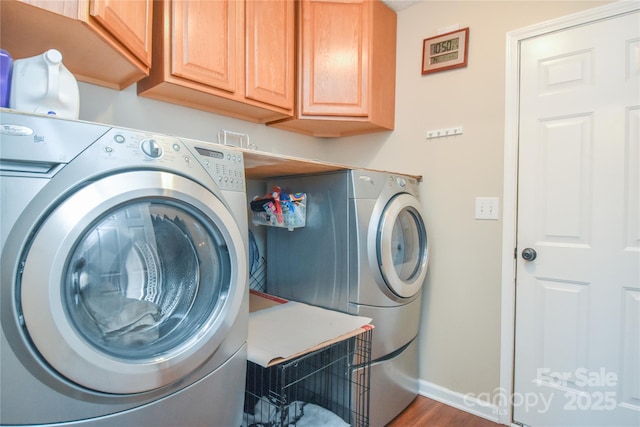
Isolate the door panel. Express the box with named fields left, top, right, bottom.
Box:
left=514, top=10, right=640, bottom=426
left=300, top=0, right=369, bottom=116
left=621, top=289, right=640, bottom=408
left=536, top=114, right=592, bottom=245
left=171, top=0, right=239, bottom=93
left=245, top=0, right=294, bottom=109
left=90, top=0, right=152, bottom=67
left=626, top=107, right=640, bottom=250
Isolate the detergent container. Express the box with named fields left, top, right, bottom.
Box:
left=0, top=49, right=12, bottom=108
left=10, top=49, right=79, bottom=119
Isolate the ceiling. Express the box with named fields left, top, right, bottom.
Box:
left=382, top=0, right=421, bottom=12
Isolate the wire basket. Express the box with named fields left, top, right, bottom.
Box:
left=249, top=256, right=266, bottom=292
left=243, top=328, right=372, bottom=427
left=250, top=194, right=306, bottom=231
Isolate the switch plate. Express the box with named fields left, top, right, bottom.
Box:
left=475, top=197, right=500, bottom=220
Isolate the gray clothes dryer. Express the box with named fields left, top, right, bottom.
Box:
left=0, top=111, right=249, bottom=426
left=266, top=169, right=429, bottom=427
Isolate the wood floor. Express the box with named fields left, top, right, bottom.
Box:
left=386, top=396, right=502, bottom=427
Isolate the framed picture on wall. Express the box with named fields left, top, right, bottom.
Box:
left=422, top=27, right=469, bottom=75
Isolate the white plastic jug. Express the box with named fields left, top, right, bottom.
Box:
left=10, top=49, right=79, bottom=119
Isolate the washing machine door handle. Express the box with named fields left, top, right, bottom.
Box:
left=375, top=193, right=429, bottom=299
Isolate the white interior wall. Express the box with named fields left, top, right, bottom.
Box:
left=77, top=83, right=326, bottom=159
left=75, top=0, right=613, bottom=412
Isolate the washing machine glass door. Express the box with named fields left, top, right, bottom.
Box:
left=19, top=171, right=246, bottom=394
left=377, top=193, right=428, bottom=298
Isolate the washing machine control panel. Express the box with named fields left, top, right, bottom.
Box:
left=96, top=128, right=245, bottom=192
left=139, top=138, right=164, bottom=159
left=99, top=129, right=183, bottom=163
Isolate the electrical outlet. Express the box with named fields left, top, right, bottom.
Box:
left=475, top=197, right=500, bottom=220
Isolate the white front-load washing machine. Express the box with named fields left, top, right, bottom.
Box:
left=0, top=110, right=249, bottom=426
left=266, top=169, right=429, bottom=426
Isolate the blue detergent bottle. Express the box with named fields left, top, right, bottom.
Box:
left=0, top=49, right=12, bottom=108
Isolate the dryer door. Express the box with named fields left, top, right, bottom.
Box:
left=19, top=170, right=246, bottom=394
left=376, top=193, right=428, bottom=299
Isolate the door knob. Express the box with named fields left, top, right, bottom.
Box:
left=521, top=248, right=537, bottom=261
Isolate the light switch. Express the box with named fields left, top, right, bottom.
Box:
left=475, top=197, right=500, bottom=220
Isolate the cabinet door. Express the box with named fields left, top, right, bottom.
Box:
left=245, top=0, right=294, bottom=110
left=171, top=0, right=239, bottom=94
left=90, top=0, right=152, bottom=67
left=300, top=0, right=369, bottom=117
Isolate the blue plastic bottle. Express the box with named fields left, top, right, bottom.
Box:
left=0, top=49, right=12, bottom=108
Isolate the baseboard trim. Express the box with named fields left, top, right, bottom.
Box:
left=418, top=379, right=503, bottom=424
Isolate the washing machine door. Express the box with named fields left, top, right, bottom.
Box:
left=19, top=170, right=246, bottom=394
left=376, top=193, right=428, bottom=299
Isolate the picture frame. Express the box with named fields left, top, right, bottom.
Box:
left=422, top=27, right=469, bottom=75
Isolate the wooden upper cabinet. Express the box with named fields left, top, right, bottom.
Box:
left=171, top=0, right=239, bottom=93
left=269, top=0, right=397, bottom=138
left=137, top=0, right=294, bottom=124
left=0, top=0, right=152, bottom=89
left=90, top=0, right=153, bottom=68
left=245, top=0, right=295, bottom=110
left=301, top=0, right=369, bottom=117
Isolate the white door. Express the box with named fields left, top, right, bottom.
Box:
left=514, top=9, right=640, bottom=427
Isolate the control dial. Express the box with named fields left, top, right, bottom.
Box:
left=140, top=138, right=163, bottom=159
